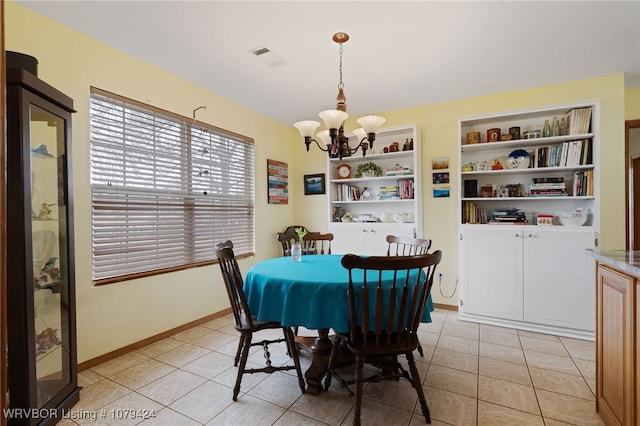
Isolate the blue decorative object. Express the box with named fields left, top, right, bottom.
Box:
left=508, top=149, right=530, bottom=158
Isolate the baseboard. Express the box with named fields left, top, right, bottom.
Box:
left=78, top=308, right=232, bottom=371
left=434, top=303, right=458, bottom=312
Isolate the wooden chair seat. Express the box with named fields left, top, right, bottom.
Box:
left=216, top=240, right=305, bottom=400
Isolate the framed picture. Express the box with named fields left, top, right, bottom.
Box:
left=432, top=157, right=449, bottom=170
left=267, top=159, right=288, bottom=204
left=433, top=187, right=450, bottom=198
left=304, top=173, right=326, bottom=195
left=432, top=172, right=450, bottom=184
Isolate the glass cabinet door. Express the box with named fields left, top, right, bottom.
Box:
left=29, top=104, right=71, bottom=408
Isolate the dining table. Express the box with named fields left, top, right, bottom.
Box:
left=244, top=254, right=434, bottom=395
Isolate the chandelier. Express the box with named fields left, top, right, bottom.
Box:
left=293, top=32, right=386, bottom=159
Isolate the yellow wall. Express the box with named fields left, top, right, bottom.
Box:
left=7, top=3, right=630, bottom=361
left=626, top=87, right=640, bottom=120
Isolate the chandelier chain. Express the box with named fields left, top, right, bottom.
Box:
left=338, top=42, right=344, bottom=90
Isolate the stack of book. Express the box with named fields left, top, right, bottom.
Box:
left=386, top=167, right=413, bottom=177
left=529, top=177, right=567, bottom=197
left=378, top=185, right=399, bottom=200
left=489, top=208, right=528, bottom=224
left=566, top=107, right=592, bottom=135
left=398, top=178, right=414, bottom=200
left=573, top=170, right=594, bottom=196
left=533, top=139, right=592, bottom=168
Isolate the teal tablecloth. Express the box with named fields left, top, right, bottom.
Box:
left=244, top=255, right=433, bottom=333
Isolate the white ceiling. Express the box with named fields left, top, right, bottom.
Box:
left=16, top=1, right=640, bottom=126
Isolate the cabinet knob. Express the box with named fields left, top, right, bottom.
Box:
left=370, top=229, right=376, bottom=234
left=528, top=233, right=533, bottom=238
left=362, top=229, right=368, bottom=233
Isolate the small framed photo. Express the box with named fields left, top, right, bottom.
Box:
left=432, top=172, right=450, bottom=184
left=433, top=187, right=450, bottom=198
left=432, top=157, right=449, bottom=170
left=304, top=173, right=326, bottom=195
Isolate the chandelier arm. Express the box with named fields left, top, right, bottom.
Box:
left=305, top=137, right=330, bottom=153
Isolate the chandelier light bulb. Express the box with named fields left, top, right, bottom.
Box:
left=319, top=109, right=349, bottom=130
left=293, top=120, right=321, bottom=138
left=316, top=130, right=332, bottom=146
left=357, top=115, right=386, bottom=134
left=352, top=127, right=367, bottom=142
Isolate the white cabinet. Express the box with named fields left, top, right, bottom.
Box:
left=461, top=227, right=523, bottom=320
left=523, top=228, right=595, bottom=330
left=330, top=222, right=416, bottom=255
left=458, top=102, right=599, bottom=340
left=328, top=124, right=422, bottom=254
left=461, top=226, right=596, bottom=338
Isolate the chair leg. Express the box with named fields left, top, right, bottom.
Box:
left=323, top=336, right=340, bottom=391
left=406, top=351, right=431, bottom=424
left=283, top=327, right=306, bottom=395
left=353, top=355, right=364, bottom=426
left=417, top=335, right=424, bottom=357
left=234, top=334, right=246, bottom=367
left=233, top=332, right=252, bottom=401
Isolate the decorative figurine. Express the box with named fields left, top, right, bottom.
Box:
left=491, top=159, right=504, bottom=170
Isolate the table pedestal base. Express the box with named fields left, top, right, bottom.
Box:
left=295, top=328, right=354, bottom=395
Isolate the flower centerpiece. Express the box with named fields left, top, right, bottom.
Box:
left=289, top=227, right=307, bottom=262
left=355, top=161, right=383, bottom=178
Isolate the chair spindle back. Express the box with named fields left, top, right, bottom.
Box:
left=386, top=235, right=432, bottom=256
left=216, top=240, right=253, bottom=330
left=341, top=251, right=442, bottom=348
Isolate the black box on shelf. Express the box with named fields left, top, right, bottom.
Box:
left=464, top=180, right=478, bottom=197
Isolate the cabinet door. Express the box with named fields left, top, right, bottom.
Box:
left=461, top=228, right=523, bottom=320
left=523, top=230, right=595, bottom=330
left=596, top=265, right=634, bottom=426
left=330, top=223, right=415, bottom=255
left=329, top=224, right=369, bottom=255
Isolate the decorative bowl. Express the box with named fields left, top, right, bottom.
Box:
left=506, top=156, right=530, bottom=169
left=556, top=212, right=588, bottom=226
left=393, top=212, right=415, bottom=223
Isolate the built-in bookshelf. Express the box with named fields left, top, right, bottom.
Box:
left=327, top=124, right=423, bottom=255
left=457, top=101, right=599, bottom=339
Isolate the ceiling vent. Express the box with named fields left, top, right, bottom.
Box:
left=249, top=45, right=285, bottom=67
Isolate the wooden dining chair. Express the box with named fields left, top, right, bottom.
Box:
left=324, top=251, right=442, bottom=426
left=215, top=240, right=306, bottom=400
left=386, top=234, right=432, bottom=256
left=385, top=234, right=433, bottom=357
left=302, top=232, right=334, bottom=255
left=276, top=225, right=313, bottom=256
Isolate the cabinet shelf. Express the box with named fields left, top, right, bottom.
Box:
left=329, top=149, right=413, bottom=163
left=331, top=199, right=414, bottom=205
left=462, top=196, right=594, bottom=201
left=462, top=164, right=592, bottom=177
left=461, top=133, right=595, bottom=153
left=330, top=175, right=415, bottom=184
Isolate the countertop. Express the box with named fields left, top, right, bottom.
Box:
left=587, top=249, right=640, bottom=277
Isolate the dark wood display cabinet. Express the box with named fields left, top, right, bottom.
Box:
left=5, top=54, right=79, bottom=425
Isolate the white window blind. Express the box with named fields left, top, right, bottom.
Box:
left=90, top=88, right=255, bottom=284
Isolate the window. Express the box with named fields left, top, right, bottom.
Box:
left=89, top=88, right=255, bottom=284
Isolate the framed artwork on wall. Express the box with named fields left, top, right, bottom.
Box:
left=304, top=173, right=326, bottom=195
left=267, top=159, right=288, bottom=204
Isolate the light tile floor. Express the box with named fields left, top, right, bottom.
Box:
left=62, top=309, right=604, bottom=425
